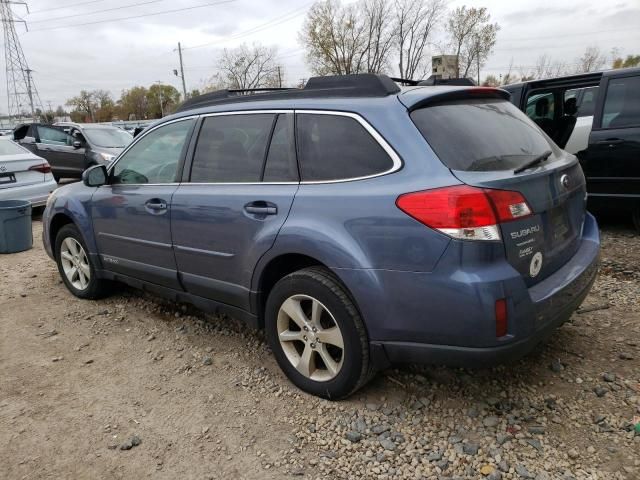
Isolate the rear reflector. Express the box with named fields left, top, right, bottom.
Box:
left=29, top=162, right=52, bottom=174
left=396, top=185, right=532, bottom=241
left=495, top=299, right=508, bottom=337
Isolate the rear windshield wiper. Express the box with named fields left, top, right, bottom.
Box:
left=513, top=150, right=552, bottom=174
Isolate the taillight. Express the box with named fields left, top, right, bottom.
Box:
left=29, top=162, right=52, bottom=174
left=396, top=185, right=532, bottom=241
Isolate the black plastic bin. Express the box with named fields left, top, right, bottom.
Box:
left=0, top=200, right=33, bottom=254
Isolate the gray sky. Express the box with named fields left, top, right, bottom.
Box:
left=5, top=0, right=640, bottom=111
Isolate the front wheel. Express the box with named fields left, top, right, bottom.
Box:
left=55, top=224, right=110, bottom=299
left=265, top=267, right=372, bottom=399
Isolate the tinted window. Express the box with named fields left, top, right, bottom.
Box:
left=39, top=126, right=72, bottom=146
left=577, top=87, right=598, bottom=117
left=525, top=92, right=554, bottom=120
left=602, top=76, right=640, bottom=128
left=112, top=118, right=194, bottom=184
left=411, top=98, right=554, bottom=172
left=190, top=114, right=275, bottom=183
left=296, top=114, right=393, bottom=181
left=264, top=114, right=297, bottom=182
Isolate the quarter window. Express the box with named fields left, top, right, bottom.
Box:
left=190, top=114, right=275, bottom=183
left=602, top=76, right=640, bottom=128
left=111, top=118, right=195, bottom=185
left=296, top=113, right=393, bottom=181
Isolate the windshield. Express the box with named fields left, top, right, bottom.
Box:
left=83, top=127, right=133, bottom=148
left=0, top=139, right=29, bottom=156
left=411, top=98, right=557, bottom=172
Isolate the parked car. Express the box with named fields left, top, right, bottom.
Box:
left=13, top=123, right=132, bottom=181
left=0, top=137, right=56, bottom=207
left=503, top=67, right=640, bottom=229
left=43, top=74, right=599, bottom=399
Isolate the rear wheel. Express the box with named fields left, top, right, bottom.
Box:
left=633, top=207, right=640, bottom=233
left=265, top=267, right=372, bottom=399
left=55, top=224, right=110, bottom=299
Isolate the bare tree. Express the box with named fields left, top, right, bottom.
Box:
left=215, top=43, right=280, bottom=89
left=394, top=0, right=444, bottom=79
left=447, top=6, right=499, bottom=79
left=575, top=46, right=606, bottom=73
left=362, top=0, right=395, bottom=73
left=66, top=90, right=96, bottom=122
left=300, top=0, right=368, bottom=75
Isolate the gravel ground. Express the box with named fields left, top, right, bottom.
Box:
left=1, top=218, right=638, bottom=480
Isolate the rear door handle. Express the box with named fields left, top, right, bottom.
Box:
left=597, top=138, right=624, bottom=146
left=244, top=201, right=277, bottom=215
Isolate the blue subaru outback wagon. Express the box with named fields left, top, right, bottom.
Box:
left=43, top=74, right=600, bottom=399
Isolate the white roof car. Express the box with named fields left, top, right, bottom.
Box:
left=0, top=137, right=57, bottom=207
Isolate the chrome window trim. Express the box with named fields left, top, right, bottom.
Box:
left=106, top=115, right=198, bottom=176
left=106, top=109, right=403, bottom=186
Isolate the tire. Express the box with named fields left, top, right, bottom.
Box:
left=55, top=224, right=110, bottom=299
left=633, top=207, right=640, bottom=234
left=265, top=267, right=372, bottom=399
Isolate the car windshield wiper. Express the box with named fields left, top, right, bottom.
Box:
left=513, top=150, right=552, bottom=174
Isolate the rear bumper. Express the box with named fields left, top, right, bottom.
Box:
left=336, top=212, right=600, bottom=369
left=0, top=179, right=57, bottom=207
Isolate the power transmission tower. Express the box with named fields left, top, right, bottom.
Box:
left=0, top=0, right=43, bottom=123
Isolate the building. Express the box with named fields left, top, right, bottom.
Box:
left=431, top=55, right=459, bottom=79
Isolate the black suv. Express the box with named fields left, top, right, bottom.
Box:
left=503, top=67, right=640, bottom=229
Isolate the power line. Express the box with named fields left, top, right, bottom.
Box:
left=29, top=0, right=237, bottom=32
left=182, top=1, right=313, bottom=51
left=499, top=26, right=639, bottom=43
left=28, top=0, right=107, bottom=14
left=29, top=0, right=169, bottom=24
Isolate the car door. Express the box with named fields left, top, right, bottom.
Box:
left=34, top=125, right=86, bottom=176
left=91, top=117, right=196, bottom=289
left=583, top=73, right=640, bottom=198
left=171, top=112, right=298, bottom=310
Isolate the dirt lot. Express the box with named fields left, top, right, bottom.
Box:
left=1, top=217, right=639, bottom=480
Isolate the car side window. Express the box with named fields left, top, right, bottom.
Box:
left=296, top=113, right=393, bottom=181
left=111, top=118, right=195, bottom=185
left=190, top=113, right=275, bottom=183
left=602, top=76, right=640, bottom=129
left=38, top=126, right=73, bottom=146
left=577, top=87, right=598, bottom=117
left=263, top=114, right=298, bottom=182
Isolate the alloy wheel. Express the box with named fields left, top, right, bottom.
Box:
left=60, top=237, right=91, bottom=290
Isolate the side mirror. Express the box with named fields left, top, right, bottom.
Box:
left=73, top=140, right=82, bottom=149
left=82, top=164, right=108, bottom=187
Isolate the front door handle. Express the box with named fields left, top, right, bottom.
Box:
left=244, top=201, right=277, bottom=215
left=145, top=200, right=167, bottom=210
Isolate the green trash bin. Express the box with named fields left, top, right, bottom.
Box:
left=0, top=200, right=33, bottom=254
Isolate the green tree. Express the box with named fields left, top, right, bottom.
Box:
left=613, top=54, right=640, bottom=69
left=93, top=89, right=115, bottom=122
left=146, top=84, right=181, bottom=118
left=118, top=86, right=148, bottom=121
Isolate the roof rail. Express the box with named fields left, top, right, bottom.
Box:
left=390, top=77, right=420, bottom=86
left=174, top=74, right=400, bottom=113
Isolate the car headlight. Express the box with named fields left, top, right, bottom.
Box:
left=99, top=152, right=116, bottom=164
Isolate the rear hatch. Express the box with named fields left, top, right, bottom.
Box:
left=407, top=90, right=587, bottom=286
left=0, top=141, right=47, bottom=190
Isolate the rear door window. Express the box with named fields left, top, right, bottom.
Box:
left=38, top=126, right=72, bottom=146
left=411, top=98, right=555, bottom=172
left=577, top=87, right=598, bottom=117
left=263, top=114, right=298, bottom=182
left=190, top=114, right=275, bottom=183
left=601, top=75, right=640, bottom=128
left=296, top=113, right=394, bottom=181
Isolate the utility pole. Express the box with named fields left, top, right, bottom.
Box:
left=277, top=65, right=282, bottom=88
left=155, top=81, right=164, bottom=117
left=177, top=42, right=187, bottom=100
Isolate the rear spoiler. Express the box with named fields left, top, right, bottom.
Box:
left=407, top=87, right=511, bottom=112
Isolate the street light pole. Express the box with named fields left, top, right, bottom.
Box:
left=155, top=81, right=164, bottom=117
left=177, top=42, right=188, bottom=100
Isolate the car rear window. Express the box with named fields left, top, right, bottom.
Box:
left=0, top=140, right=27, bottom=155
left=411, top=98, right=555, bottom=172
